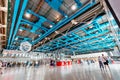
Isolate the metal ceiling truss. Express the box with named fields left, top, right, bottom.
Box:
left=7, top=0, right=97, bottom=49
left=0, top=0, right=8, bottom=48
left=7, top=0, right=28, bottom=49
left=33, top=0, right=97, bottom=46
left=6, top=0, right=119, bottom=54
left=35, top=14, right=117, bottom=53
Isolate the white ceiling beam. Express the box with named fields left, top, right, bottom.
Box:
left=0, top=7, right=7, bottom=12
left=0, top=24, right=6, bottom=28
left=0, top=34, right=6, bottom=36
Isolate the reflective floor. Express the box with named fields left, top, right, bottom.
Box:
left=0, top=63, right=120, bottom=80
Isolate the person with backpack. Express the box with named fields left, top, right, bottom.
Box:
left=102, top=54, right=110, bottom=70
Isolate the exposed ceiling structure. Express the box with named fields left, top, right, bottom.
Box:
left=0, top=0, right=8, bottom=49
left=5, top=0, right=120, bottom=54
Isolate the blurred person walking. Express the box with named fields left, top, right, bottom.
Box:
left=98, top=56, right=104, bottom=70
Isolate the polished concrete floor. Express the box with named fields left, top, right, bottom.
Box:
left=0, top=63, right=120, bottom=80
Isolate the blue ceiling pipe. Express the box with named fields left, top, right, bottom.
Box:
left=33, top=1, right=96, bottom=45
left=21, top=19, right=48, bottom=32
left=27, top=10, right=55, bottom=25
left=9, top=0, right=28, bottom=47
left=19, top=26, right=42, bottom=35
left=16, top=36, right=32, bottom=40
left=13, top=36, right=32, bottom=43
left=45, top=0, right=67, bottom=17
left=75, top=42, right=115, bottom=51
left=74, top=0, right=82, bottom=7
left=81, top=43, right=115, bottom=51
left=39, top=32, right=110, bottom=52
left=27, top=10, right=52, bottom=32
left=37, top=29, right=110, bottom=51
left=36, top=18, right=112, bottom=50
left=37, top=22, right=110, bottom=51
left=80, top=47, right=114, bottom=53
left=7, top=0, right=20, bottom=49
left=31, top=20, right=47, bottom=33
left=52, top=37, right=113, bottom=51
left=68, top=37, right=114, bottom=48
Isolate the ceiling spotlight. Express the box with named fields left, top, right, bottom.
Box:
left=19, top=29, right=23, bottom=32
left=49, top=25, right=53, bottom=28
left=27, top=24, right=30, bottom=26
left=55, top=31, right=59, bottom=34
left=45, top=37, right=48, bottom=40
left=71, top=4, right=77, bottom=11
left=56, top=15, right=61, bottom=21
left=89, top=26, right=93, bottom=29
left=65, top=15, right=68, bottom=18
left=39, top=35, right=41, bottom=37
left=47, top=37, right=50, bottom=40
left=56, top=18, right=60, bottom=21
left=15, top=37, right=18, bottom=40
left=71, top=19, right=78, bottom=25
left=24, top=12, right=31, bottom=19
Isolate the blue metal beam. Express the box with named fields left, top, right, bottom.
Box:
left=27, top=10, right=55, bottom=25
left=7, top=0, right=20, bottom=48
left=17, top=36, right=32, bottom=40
left=10, top=0, right=28, bottom=46
left=21, top=19, right=48, bottom=32
left=40, top=30, right=110, bottom=51
left=33, top=1, right=96, bottom=45
left=45, top=0, right=67, bottom=17
left=19, top=26, right=42, bottom=35
left=75, top=42, right=115, bottom=51
left=36, top=18, right=113, bottom=52
left=37, top=29, right=110, bottom=51
left=74, top=0, right=82, bottom=7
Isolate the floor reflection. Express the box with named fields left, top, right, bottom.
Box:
left=0, top=64, right=120, bottom=80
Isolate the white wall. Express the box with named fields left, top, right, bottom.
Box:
left=108, top=0, right=120, bottom=22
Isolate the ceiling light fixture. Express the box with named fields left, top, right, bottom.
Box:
left=45, top=37, right=48, bottom=40
left=71, top=4, right=77, bottom=11
left=27, top=24, right=30, bottom=26
left=65, top=15, right=68, bottom=18
left=89, top=26, right=93, bottom=29
left=71, top=19, right=78, bottom=25
left=55, top=31, right=59, bottom=34
left=56, top=15, right=61, bottom=21
left=19, top=29, right=23, bottom=32
left=39, top=35, right=41, bottom=37
left=47, top=37, right=50, bottom=40
left=15, top=37, right=18, bottom=40
left=24, top=12, right=31, bottom=19
left=49, top=25, right=53, bottom=28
